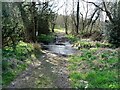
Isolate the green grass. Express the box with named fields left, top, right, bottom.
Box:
left=65, top=34, right=79, bottom=43
left=2, top=64, right=27, bottom=86
left=68, top=47, right=119, bottom=88
left=37, top=34, right=55, bottom=43
left=54, top=28, right=65, bottom=33
left=72, top=38, right=112, bottom=49
left=86, top=70, right=118, bottom=88
left=2, top=41, right=42, bottom=86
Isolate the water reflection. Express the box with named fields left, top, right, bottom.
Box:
left=46, top=42, right=77, bottom=55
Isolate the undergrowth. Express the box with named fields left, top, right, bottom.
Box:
left=37, top=34, right=55, bottom=44
left=68, top=46, right=119, bottom=88
left=2, top=41, right=42, bottom=86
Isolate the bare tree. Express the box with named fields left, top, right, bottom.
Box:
left=49, top=0, right=65, bottom=32
left=63, top=0, right=68, bottom=34
left=71, top=0, right=80, bottom=35
left=76, top=0, right=80, bottom=34
left=71, top=0, right=75, bottom=34
left=80, top=1, right=89, bottom=33
left=83, top=0, right=114, bottom=23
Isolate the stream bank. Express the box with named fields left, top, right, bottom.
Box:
left=7, top=34, right=78, bottom=88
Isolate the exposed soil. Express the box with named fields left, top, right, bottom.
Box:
left=7, top=50, right=71, bottom=88
left=7, top=34, right=75, bottom=88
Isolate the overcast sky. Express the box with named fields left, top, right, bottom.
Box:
left=57, top=0, right=98, bottom=15
left=57, top=0, right=117, bottom=15
left=56, top=0, right=116, bottom=21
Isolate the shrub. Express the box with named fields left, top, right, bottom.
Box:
left=105, top=1, right=120, bottom=48
left=106, top=23, right=120, bottom=48
left=2, top=41, right=34, bottom=86
left=15, top=41, right=34, bottom=58
left=66, top=35, right=78, bottom=43
left=37, top=34, right=55, bottom=44
left=91, top=31, right=103, bottom=41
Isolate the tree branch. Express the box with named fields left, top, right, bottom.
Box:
left=83, top=0, right=114, bottom=23
left=102, top=0, right=114, bottom=23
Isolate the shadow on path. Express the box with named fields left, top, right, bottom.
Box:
left=7, top=50, right=71, bottom=88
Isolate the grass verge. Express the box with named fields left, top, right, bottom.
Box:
left=68, top=47, right=119, bottom=88
left=2, top=41, right=42, bottom=87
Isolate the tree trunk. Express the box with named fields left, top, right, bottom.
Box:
left=65, top=23, right=68, bottom=34
left=52, top=23, right=55, bottom=32
left=17, top=2, right=37, bottom=42
left=76, top=0, right=79, bottom=34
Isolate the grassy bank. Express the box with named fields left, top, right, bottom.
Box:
left=68, top=37, right=119, bottom=88
left=2, top=41, right=42, bottom=86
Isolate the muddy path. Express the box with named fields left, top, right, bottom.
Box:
left=7, top=33, right=78, bottom=88
left=7, top=50, right=71, bottom=88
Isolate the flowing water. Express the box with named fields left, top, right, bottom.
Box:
left=42, top=36, right=77, bottom=56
